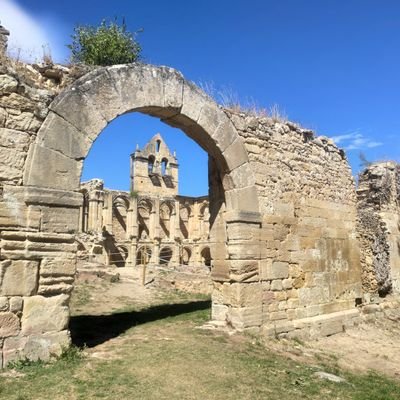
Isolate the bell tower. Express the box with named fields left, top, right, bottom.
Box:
left=130, top=133, right=179, bottom=196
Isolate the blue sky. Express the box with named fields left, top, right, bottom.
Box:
left=2, top=0, right=400, bottom=195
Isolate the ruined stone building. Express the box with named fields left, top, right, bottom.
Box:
left=78, top=134, right=211, bottom=268
left=1, top=24, right=400, bottom=366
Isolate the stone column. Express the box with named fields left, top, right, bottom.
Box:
left=78, top=204, right=83, bottom=233
left=152, top=240, right=160, bottom=265
left=103, top=192, right=113, bottom=234
left=152, top=197, right=160, bottom=240
left=88, top=198, right=97, bottom=232
left=126, top=197, right=138, bottom=240
left=128, top=241, right=137, bottom=267
left=88, top=191, right=103, bottom=232
left=193, top=243, right=201, bottom=266
left=96, top=191, right=104, bottom=231
left=172, top=242, right=180, bottom=267
left=174, top=199, right=180, bottom=239
left=169, top=204, right=175, bottom=240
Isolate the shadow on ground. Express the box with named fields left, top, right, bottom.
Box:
left=70, top=300, right=211, bottom=348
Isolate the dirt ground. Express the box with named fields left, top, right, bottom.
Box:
left=71, top=266, right=400, bottom=380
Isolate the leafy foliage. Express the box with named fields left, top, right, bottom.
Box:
left=67, top=19, right=141, bottom=66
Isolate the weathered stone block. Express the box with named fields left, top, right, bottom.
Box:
left=271, top=280, right=283, bottom=291
left=37, top=111, right=92, bottom=160
left=269, top=311, right=288, bottom=321
left=229, top=283, right=262, bottom=308
left=261, top=260, right=289, bottom=280
left=3, top=330, right=70, bottom=366
left=211, top=260, right=230, bottom=282
left=228, top=306, right=262, bottom=330
left=21, top=294, right=69, bottom=335
left=49, top=80, right=107, bottom=140
left=9, top=297, right=23, bottom=313
left=40, top=206, right=80, bottom=234
left=0, top=297, right=8, bottom=311
left=223, top=137, right=249, bottom=173
left=225, top=185, right=260, bottom=214
left=227, top=222, right=258, bottom=241
left=229, top=260, right=259, bottom=282
left=211, top=304, right=228, bottom=322
left=228, top=162, right=256, bottom=189
left=228, top=240, right=261, bottom=260
left=40, top=257, right=76, bottom=277
left=0, top=260, right=38, bottom=296
left=0, top=74, right=18, bottom=94
left=0, top=312, right=20, bottom=337
left=23, top=144, right=81, bottom=190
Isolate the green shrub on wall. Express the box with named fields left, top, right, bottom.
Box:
left=67, top=18, right=141, bottom=66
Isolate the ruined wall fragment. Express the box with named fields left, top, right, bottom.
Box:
left=357, top=162, right=400, bottom=296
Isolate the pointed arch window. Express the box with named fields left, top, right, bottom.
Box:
left=148, top=155, right=155, bottom=174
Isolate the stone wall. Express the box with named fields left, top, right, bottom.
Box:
left=0, top=59, right=87, bottom=367
left=212, top=111, right=362, bottom=338
left=357, top=162, right=400, bottom=296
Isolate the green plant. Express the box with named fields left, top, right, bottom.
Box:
left=67, top=18, right=142, bottom=66
left=130, top=190, right=139, bottom=199
left=7, top=357, right=45, bottom=371
left=58, top=345, right=85, bottom=363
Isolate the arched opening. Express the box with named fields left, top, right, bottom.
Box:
left=199, top=203, right=210, bottom=239
left=161, top=158, right=168, bottom=176
left=160, top=201, right=172, bottom=238
left=138, top=199, right=152, bottom=240
left=180, top=246, right=192, bottom=265
left=201, top=247, right=212, bottom=268
left=156, top=139, right=161, bottom=152
left=136, top=246, right=152, bottom=266
left=112, top=196, right=129, bottom=235
left=21, top=64, right=261, bottom=359
left=148, top=155, right=155, bottom=174
left=159, top=247, right=173, bottom=266
left=180, top=204, right=191, bottom=239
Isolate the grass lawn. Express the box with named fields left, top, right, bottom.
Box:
left=1, top=294, right=400, bottom=400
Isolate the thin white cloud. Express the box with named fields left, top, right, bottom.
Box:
left=1, top=0, right=67, bottom=62
left=331, top=130, right=383, bottom=151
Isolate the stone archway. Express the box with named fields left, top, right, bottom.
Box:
left=4, top=64, right=263, bottom=363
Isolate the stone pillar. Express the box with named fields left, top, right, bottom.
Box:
left=193, top=243, right=201, bottom=266
left=103, top=192, right=113, bottom=234
left=151, top=241, right=160, bottom=265
left=151, top=197, right=160, bottom=240
left=128, top=241, right=137, bottom=267
left=171, top=242, right=180, bottom=267
left=0, top=186, right=81, bottom=367
left=97, top=191, right=104, bottom=230
left=78, top=205, right=83, bottom=233
left=169, top=204, right=176, bottom=240
left=126, top=197, right=138, bottom=240
left=191, top=202, right=200, bottom=239
left=88, top=199, right=97, bottom=232
left=88, top=191, right=103, bottom=232
left=223, top=211, right=263, bottom=331
left=174, top=199, right=180, bottom=239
